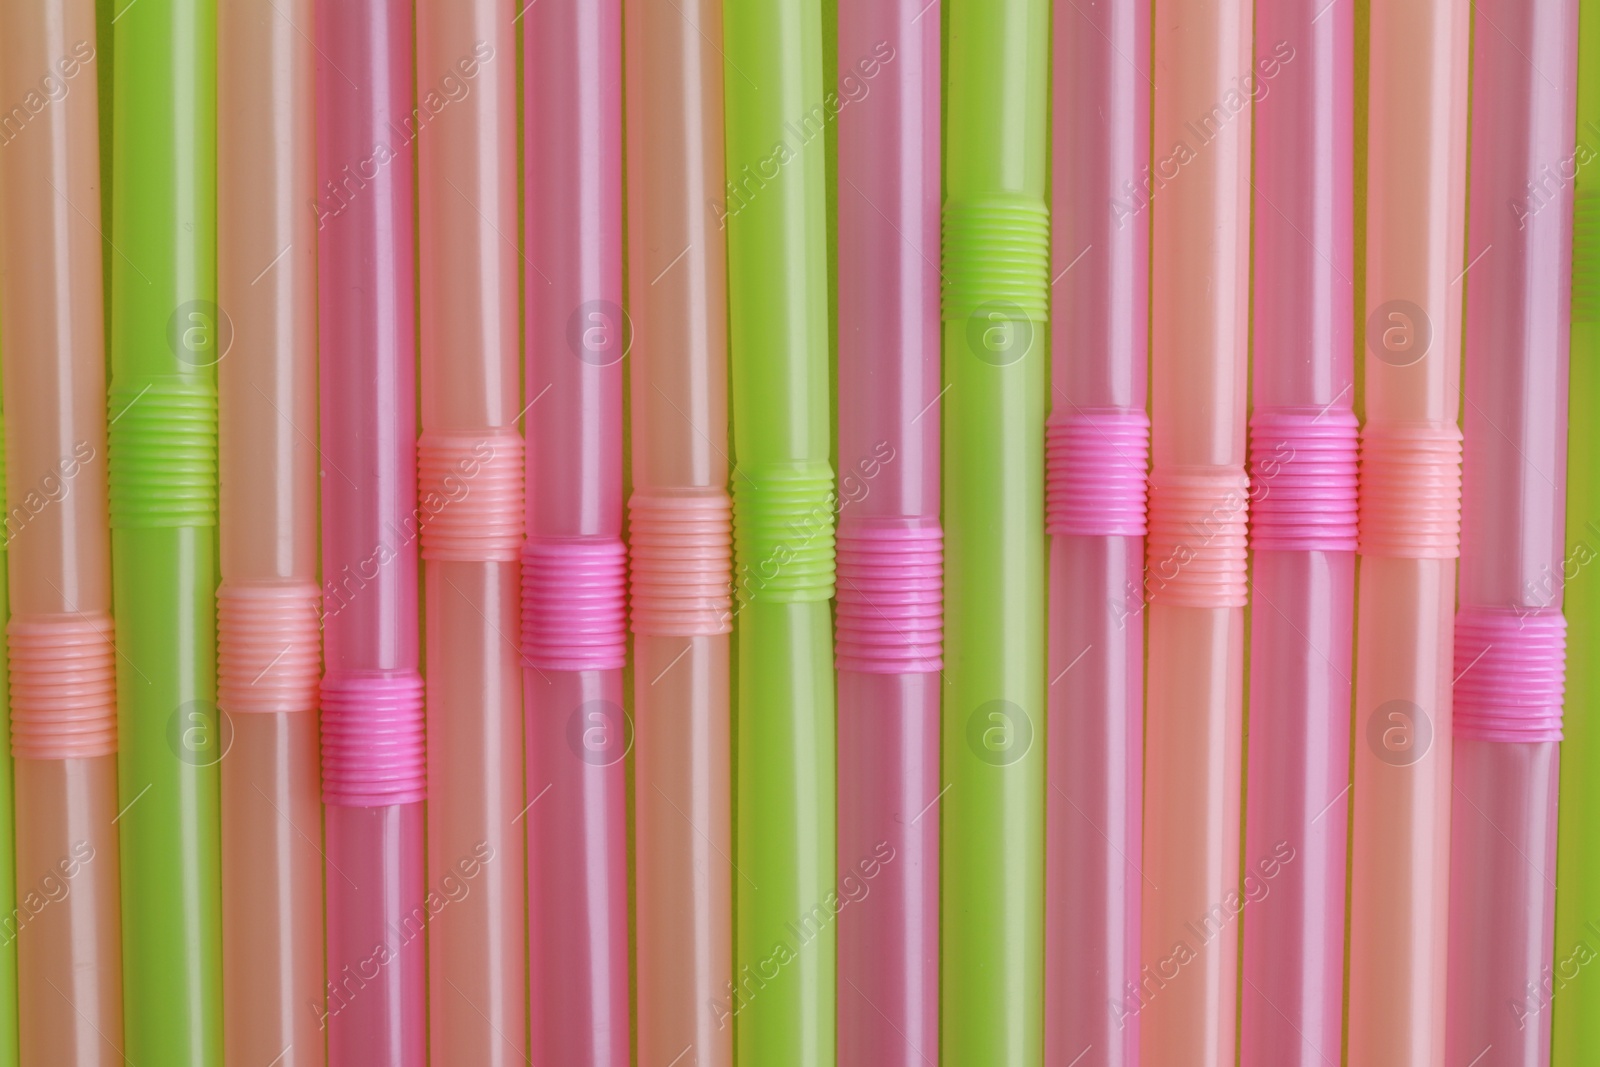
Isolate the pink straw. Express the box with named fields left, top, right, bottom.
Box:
left=1445, top=1, right=1576, bottom=1063
left=835, top=3, right=942, bottom=1064
left=522, top=2, right=629, bottom=1063
left=314, top=1, right=426, bottom=1062
left=1239, top=5, right=1356, bottom=1066
left=1045, top=0, right=1149, bottom=1062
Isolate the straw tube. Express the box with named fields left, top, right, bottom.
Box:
left=107, top=0, right=223, bottom=1059
left=1347, top=2, right=1469, bottom=1063
left=314, top=1, right=426, bottom=1061
left=217, top=0, right=326, bottom=1061
left=624, top=0, right=733, bottom=1064
left=0, top=6, right=123, bottom=1062
left=1045, top=0, right=1148, bottom=1061
left=1238, top=5, right=1355, bottom=1065
left=1445, top=2, right=1577, bottom=1063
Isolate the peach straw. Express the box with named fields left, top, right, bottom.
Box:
left=415, top=3, right=527, bottom=1063
left=216, top=0, right=327, bottom=1061
left=624, top=0, right=734, bottom=1064
left=1140, top=0, right=1252, bottom=1061
left=0, top=3, right=126, bottom=1064
left=1346, top=0, right=1470, bottom=1063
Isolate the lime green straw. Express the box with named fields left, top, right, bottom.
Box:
left=0, top=402, right=18, bottom=1067
left=940, top=1, right=1050, bottom=1063
left=108, top=0, right=222, bottom=1062
left=724, top=0, right=837, bottom=1063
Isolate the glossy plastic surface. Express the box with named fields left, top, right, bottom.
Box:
left=107, top=0, right=223, bottom=1060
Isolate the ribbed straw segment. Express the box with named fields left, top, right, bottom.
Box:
left=1358, top=422, right=1463, bottom=558
left=320, top=671, right=425, bottom=805
left=1145, top=467, right=1250, bottom=608
left=522, top=537, right=628, bottom=670
left=628, top=489, right=732, bottom=636
left=835, top=523, right=943, bottom=674
left=732, top=463, right=837, bottom=605
left=8, top=613, right=118, bottom=760
left=1573, top=190, right=1600, bottom=323
left=1249, top=408, right=1360, bottom=552
left=1045, top=409, right=1150, bottom=537
left=417, top=430, right=524, bottom=561
left=1454, top=608, right=1566, bottom=742
left=217, top=581, right=322, bottom=714
left=108, top=379, right=218, bottom=528
left=941, top=197, right=1051, bottom=320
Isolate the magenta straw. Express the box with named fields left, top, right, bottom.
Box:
left=1044, top=1, right=1149, bottom=1062
left=522, top=2, right=629, bottom=1063
left=1238, top=4, right=1357, bottom=1066
left=835, top=2, right=942, bottom=1065
left=1445, top=1, right=1576, bottom=1063
left=314, top=1, right=426, bottom=1063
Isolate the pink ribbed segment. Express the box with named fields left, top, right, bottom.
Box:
left=7, top=613, right=117, bottom=760
left=217, top=581, right=323, bottom=714
left=1046, top=409, right=1150, bottom=537
left=835, top=523, right=944, bottom=674
left=320, top=671, right=426, bottom=805
left=1358, top=423, right=1463, bottom=558
left=1249, top=408, right=1360, bottom=552
left=522, top=537, right=628, bottom=670
left=1453, top=609, right=1566, bottom=743
left=628, top=489, right=732, bottom=637
left=418, top=430, right=524, bottom=561
left=1145, top=467, right=1250, bottom=608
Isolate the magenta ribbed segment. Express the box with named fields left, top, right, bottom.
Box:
left=1249, top=408, right=1360, bottom=553
left=418, top=430, right=524, bottom=562
left=320, top=671, right=426, bottom=806
left=217, top=580, right=322, bottom=714
left=1358, top=423, right=1463, bottom=559
left=835, top=523, right=943, bottom=674
left=1145, top=467, right=1250, bottom=608
left=627, top=489, right=732, bottom=637
left=1045, top=409, right=1150, bottom=537
left=7, top=613, right=117, bottom=760
left=522, top=537, right=628, bottom=670
left=1453, top=609, right=1566, bottom=743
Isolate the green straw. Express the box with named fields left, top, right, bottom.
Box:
left=724, top=0, right=837, bottom=1063
left=940, top=1, right=1050, bottom=1063
left=108, top=1, right=222, bottom=1062
left=0, top=399, right=17, bottom=1067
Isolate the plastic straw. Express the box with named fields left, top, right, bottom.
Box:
left=1346, top=1, right=1470, bottom=1062
left=107, top=0, right=223, bottom=1059
left=723, top=0, right=838, bottom=1060
left=314, top=1, right=426, bottom=1061
left=415, top=3, right=527, bottom=1063
left=835, top=2, right=941, bottom=1064
left=0, top=10, right=123, bottom=1060
left=940, top=1, right=1050, bottom=1062
left=216, top=0, right=326, bottom=1060
left=1238, top=4, right=1356, bottom=1065
left=1140, top=0, right=1252, bottom=1061
left=1445, top=2, right=1577, bottom=1063
left=1045, top=0, right=1149, bottom=1061
left=624, top=0, right=734, bottom=1064
left=521, top=2, right=630, bottom=1063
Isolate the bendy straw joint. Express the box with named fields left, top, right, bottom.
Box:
left=417, top=430, right=524, bottom=562
left=107, top=379, right=219, bottom=529
left=216, top=581, right=322, bottom=714
left=6, top=613, right=117, bottom=760
left=834, top=522, right=943, bottom=674
left=627, top=489, right=733, bottom=637
left=1358, top=422, right=1464, bottom=558
left=1249, top=407, right=1360, bottom=553
left=1045, top=409, right=1150, bottom=537
left=1453, top=608, right=1566, bottom=743
left=520, top=536, right=628, bottom=670
left=319, top=670, right=427, bottom=806
left=732, top=462, right=837, bottom=605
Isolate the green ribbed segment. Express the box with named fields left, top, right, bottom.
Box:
left=108, top=379, right=218, bottom=528
left=941, top=198, right=1051, bottom=320
left=1574, top=192, right=1600, bottom=322
left=732, top=463, right=837, bottom=604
